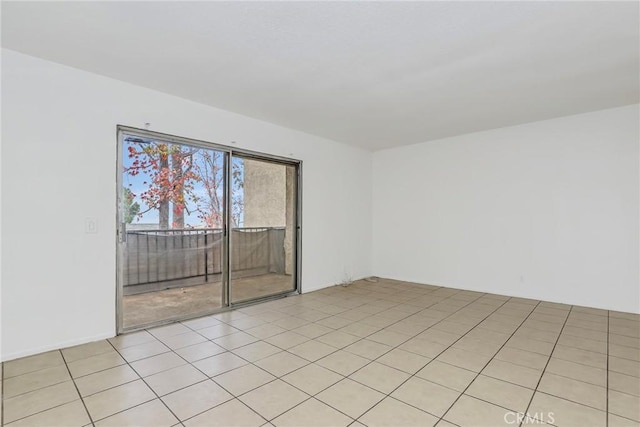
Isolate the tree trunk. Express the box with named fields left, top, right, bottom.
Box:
left=159, top=144, right=170, bottom=229
left=171, top=147, right=185, bottom=229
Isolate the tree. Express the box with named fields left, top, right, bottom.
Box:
left=191, top=152, right=244, bottom=228
left=124, top=136, right=244, bottom=229
left=124, top=137, right=199, bottom=229
left=123, top=187, right=140, bottom=224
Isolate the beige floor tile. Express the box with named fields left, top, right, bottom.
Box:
left=265, top=331, right=311, bottom=349
left=213, top=331, right=259, bottom=350
left=61, top=340, right=114, bottom=363
left=558, top=334, right=607, bottom=354
left=610, top=371, right=640, bottom=396
left=436, top=347, right=492, bottom=372
left=184, top=398, right=266, bottom=427
left=233, top=341, right=281, bottom=362
left=528, top=392, right=606, bottom=427
left=316, top=331, right=361, bottom=349
left=316, top=316, right=354, bottom=329
left=466, top=375, right=533, bottom=413
left=109, top=331, right=157, bottom=350
left=563, top=325, right=607, bottom=342
left=3, top=364, right=71, bottom=398
left=147, top=323, right=192, bottom=339
left=118, top=340, right=171, bottom=363
left=552, top=345, right=607, bottom=369
left=359, top=315, right=396, bottom=329
left=349, top=361, right=410, bottom=394
left=271, top=397, right=352, bottom=427
left=481, top=358, right=542, bottom=389
left=83, top=379, right=155, bottom=421
left=213, top=364, right=276, bottom=396
left=344, top=340, right=392, bottom=360
left=272, top=316, right=311, bottom=330
left=513, top=327, right=560, bottom=344
left=74, top=364, right=140, bottom=397
left=281, top=364, right=343, bottom=395
left=546, top=357, right=606, bottom=386
left=254, top=351, right=309, bottom=377
left=67, top=351, right=126, bottom=378
left=610, top=343, right=640, bottom=362
left=198, top=323, right=241, bottom=340
left=174, top=341, right=226, bottom=362
left=3, top=381, right=79, bottom=424
left=609, top=413, right=640, bottom=427
left=432, top=320, right=473, bottom=335
left=359, top=397, right=438, bottom=427
left=145, top=364, right=207, bottom=396
left=367, top=330, right=411, bottom=347
left=288, top=340, right=337, bottom=362
left=131, top=352, right=186, bottom=377
left=443, top=394, right=518, bottom=427
left=5, top=400, right=90, bottom=427
left=338, top=322, right=381, bottom=338
left=609, top=390, right=640, bottom=422
left=158, top=331, right=207, bottom=350
left=376, top=348, right=430, bottom=374
left=391, top=376, right=460, bottom=417
left=192, top=352, right=248, bottom=377
left=180, top=315, right=221, bottom=330
left=246, top=323, right=288, bottom=339
left=291, top=323, right=334, bottom=339
left=95, top=399, right=179, bottom=426
left=505, top=336, right=555, bottom=356
left=316, top=378, right=385, bottom=419
left=239, top=379, right=309, bottom=420
left=453, top=338, right=503, bottom=357
left=317, top=350, right=370, bottom=376
left=610, top=356, right=640, bottom=377
left=416, top=360, right=477, bottom=392
left=227, top=316, right=266, bottom=330
left=538, top=372, right=606, bottom=410
left=494, top=346, right=548, bottom=370
left=610, top=334, right=640, bottom=349
left=162, top=379, right=233, bottom=421
left=398, top=338, right=448, bottom=358
left=3, top=351, right=65, bottom=379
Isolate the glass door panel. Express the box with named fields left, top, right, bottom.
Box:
left=119, top=132, right=227, bottom=330
left=230, top=156, right=298, bottom=303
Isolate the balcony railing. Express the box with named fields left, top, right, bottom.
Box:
left=124, top=227, right=285, bottom=295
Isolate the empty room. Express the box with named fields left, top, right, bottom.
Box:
left=1, top=1, right=638, bottom=427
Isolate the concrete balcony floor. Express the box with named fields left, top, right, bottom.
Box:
left=123, top=274, right=294, bottom=329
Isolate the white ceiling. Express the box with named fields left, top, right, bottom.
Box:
left=2, top=1, right=639, bottom=151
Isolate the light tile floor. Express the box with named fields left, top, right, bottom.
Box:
left=2, top=278, right=639, bottom=426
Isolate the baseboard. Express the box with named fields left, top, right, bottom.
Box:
left=1, top=331, right=115, bottom=362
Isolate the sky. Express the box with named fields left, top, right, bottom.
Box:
left=122, top=134, right=243, bottom=228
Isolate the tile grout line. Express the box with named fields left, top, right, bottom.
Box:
left=233, top=286, right=484, bottom=424
left=520, top=305, right=574, bottom=426
left=434, top=300, right=544, bottom=426
left=238, top=286, right=461, bottom=424
left=104, top=339, right=191, bottom=426
left=59, top=350, right=96, bottom=427
left=250, top=287, right=471, bottom=424
left=341, top=293, right=519, bottom=425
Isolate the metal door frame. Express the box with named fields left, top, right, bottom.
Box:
left=116, top=126, right=302, bottom=334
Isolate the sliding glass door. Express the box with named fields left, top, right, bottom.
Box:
left=230, top=156, right=298, bottom=303
left=117, top=128, right=300, bottom=332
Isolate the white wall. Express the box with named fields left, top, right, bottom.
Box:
left=0, top=49, right=373, bottom=361
left=373, top=104, right=639, bottom=313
